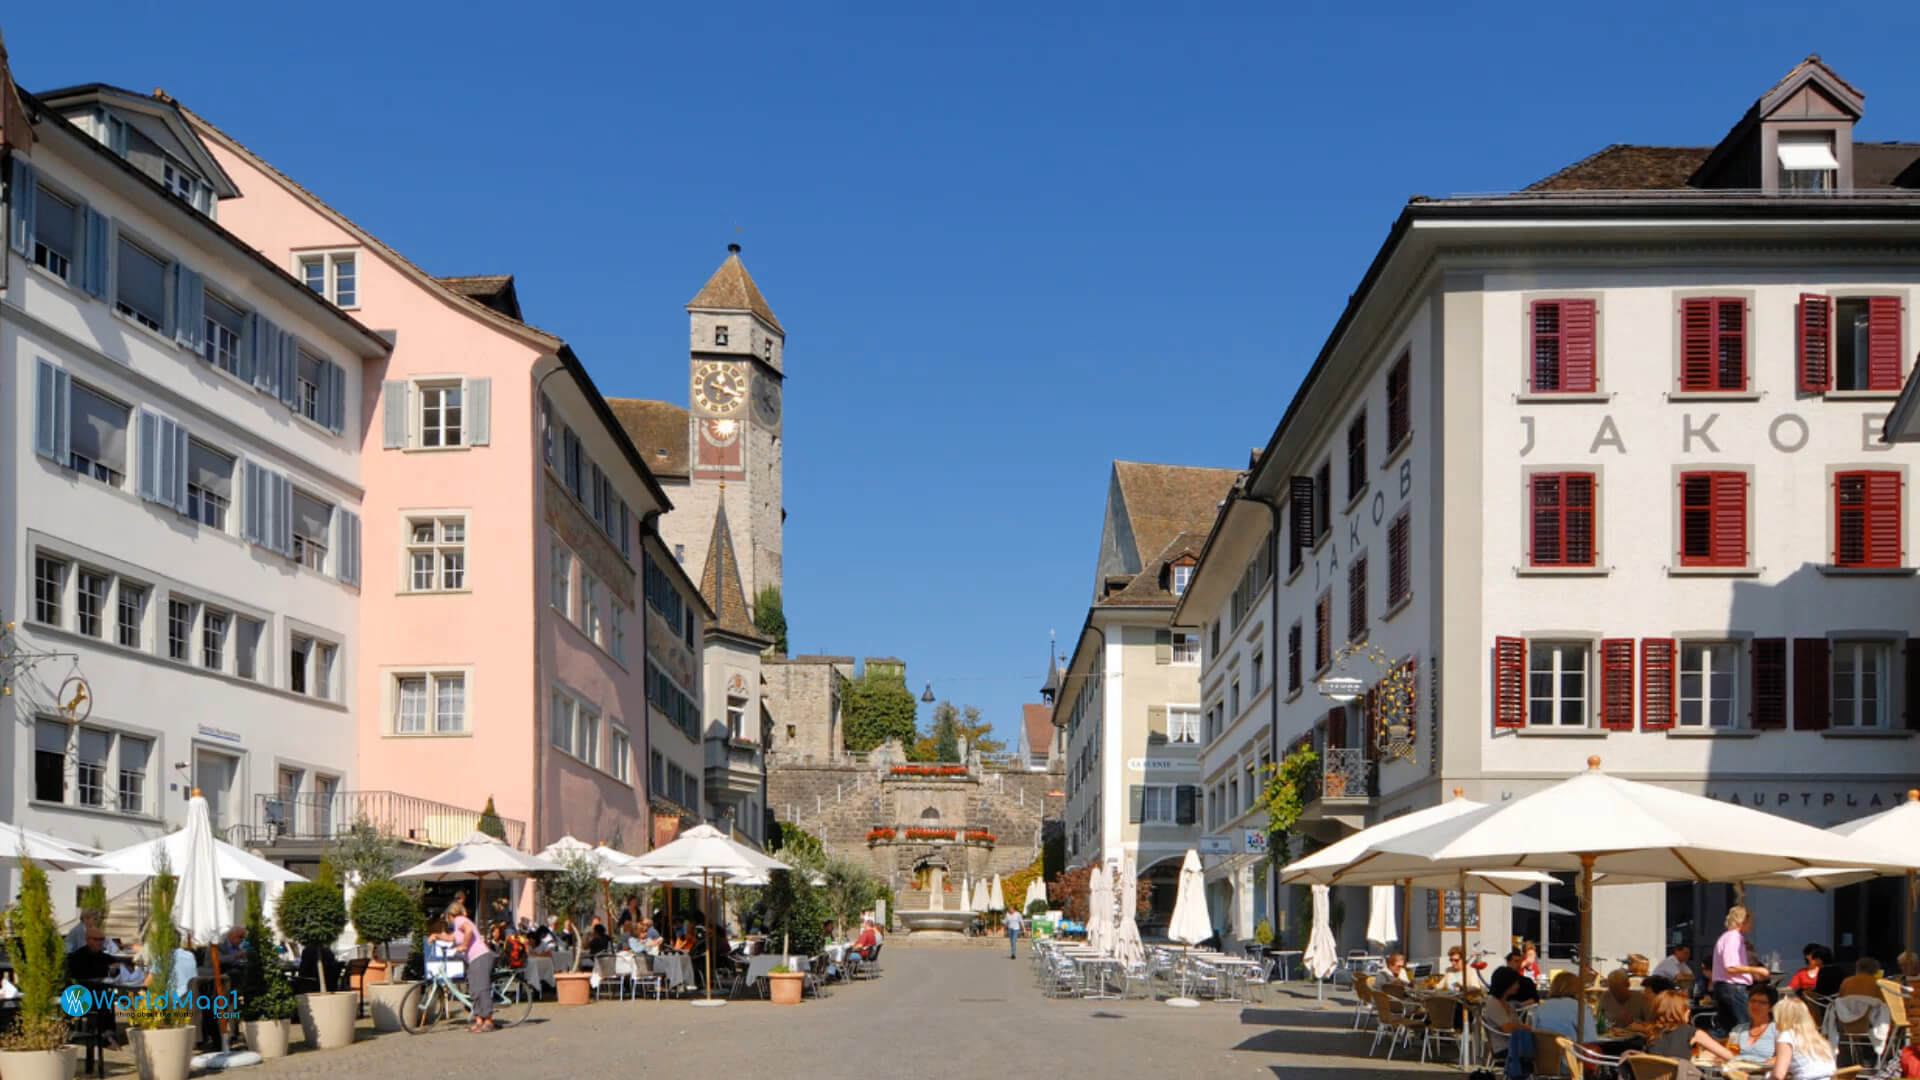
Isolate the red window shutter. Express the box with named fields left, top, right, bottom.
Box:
left=1599, top=638, right=1635, bottom=730
left=1315, top=593, right=1330, bottom=670
left=1348, top=554, right=1367, bottom=641
left=1678, top=472, right=1745, bottom=567
left=1388, top=511, right=1411, bottom=606
left=1835, top=470, right=1903, bottom=568
left=1530, top=472, right=1596, bottom=567
left=1680, top=298, right=1745, bottom=392
left=1752, top=638, right=1787, bottom=730
left=1680, top=299, right=1716, bottom=391
left=1867, top=471, right=1902, bottom=567
left=1363, top=686, right=1380, bottom=760
left=1793, top=638, right=1830, bottom=731
left=1492, top=636, right=1526, bottom=729
left=1561, top=299, right=1597, bottom=393
left=1797, top=294, right=1832, bottom=392
left=1640, top=638, right=1676, bottom=730
left=1530, top=301, right=1565, bottom=392
left=1325, top=706, right=1347, bottom=749
left=1867, top=296, right=1904, bottom=391
left=1387, top=351, right=1411, bottom=448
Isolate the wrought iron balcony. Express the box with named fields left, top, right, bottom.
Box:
left=238, top=790, right=527, bottom=850
left=1302, top=748, right=1378, bottom=805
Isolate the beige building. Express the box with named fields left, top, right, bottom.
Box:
left=1057, top=461, right=1237, bottom=931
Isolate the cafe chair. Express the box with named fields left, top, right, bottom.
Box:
left=1875, top=980, right=1909, bottom=1057
left=1418, top=995, right=1464, bottom=1065
left=1619, top=1053, right=1682, bottom=1080
left=1352, top=972, right=1378, bottom=1031
left=1529, top=1030, right=1584, bottom=1080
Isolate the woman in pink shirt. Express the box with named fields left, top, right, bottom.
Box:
left=445, top=900, right=495, bottom=1033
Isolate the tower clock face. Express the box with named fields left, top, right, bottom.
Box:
left=692, top=362, right=745, bottom=415
left=753, top=376, right=782, bottom=426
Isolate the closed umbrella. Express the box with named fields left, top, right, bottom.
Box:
left=988, top=874, right=1005, bottom=913
left=1024, top=878, right=1048, bottom=913
left=1304, top=885, right=1340, bottom=1000
left=1113, top=854, right=1145, bottom=969
left=971, top=879, right=990, bottom=914
left=1086, top=860, right=1111, bottom=955
left=1164, top=849, right=1211, bottom=1008
left=170, top=794, right=230, bottom=1049
left=1365, top=884, right=1397, bottom=948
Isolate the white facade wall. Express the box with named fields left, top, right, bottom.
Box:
left=3, top=124, right=374, bottom=918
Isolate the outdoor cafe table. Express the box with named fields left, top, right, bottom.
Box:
left=650, top=952, right=696, bottom=991
left=524, top=954, right=555, bottom=993
left=1053, top=948, right=1118, bottom=999
left=739, top=954, right=810, bottom=998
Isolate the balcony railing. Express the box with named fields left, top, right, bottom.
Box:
left=1303, top=749, right=1378, bottom=804
left=238, top=790, right=528, bottom=850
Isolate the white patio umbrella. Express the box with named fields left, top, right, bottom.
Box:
left=1339, top=758, right=1917, bottom=1041
left=1113, top=854, right=1145, bottom=969
left=1304, top=885, right=1340, bottom=999
left=97, top=826, right=306, bottom=885
left=1024, top=878, right=1048, bottom=913
left=988, top=874, right=1006, bottom=913
left=0, top=823, right=112, bottom=873
left=618, top=824, right=789, bottom=1007
left=170, top=794, right=235, bottom=1050
left=1746, top=788, right=1920, bottom=957
left=396, top=831, right=561, bottom=936
left=971, top=879, right=990, bottom=913
left=1365, top=884, right=1397, bottom=948
left=1164, top=849, right=1211, bottom=1008
left=1086, top=859, right=1111, bottom=955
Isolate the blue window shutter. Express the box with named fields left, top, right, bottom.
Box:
left=7, top=157, right=33, bottom=255
left=250, top=314, right=278, bottom=395
left=274, top=472, right=293, bottom=555
left=174, top=266, right=204, bottom=352
left=241, top=462, right=263, bottom=545
left=168, top=420, right=189, bottom=513
left=382, top=381, right=408, bottom=448
left=276, top=331, right=297, bottom=410
left=326, top=361, right=345, bottom=434
left=235, top=312, right=255, bottom=383
left=339, top=510, right=361, bottom=585
left=135, top=411, right=159, bottom=502
left=33, top=359, right=69, bottom=463
left=82, top=209, right=111, bottom=299
left=465, top=377, right=490, bottom=446
left=618, top=501, right=631, bottom=558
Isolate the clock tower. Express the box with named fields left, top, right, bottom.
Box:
left=682, top=243, right=784, bottom=608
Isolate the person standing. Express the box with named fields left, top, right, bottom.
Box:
left=1711, top=906, right=1770, bottom=1041
left=1004, top=909, right=1024, bottom=959
left=446, top=901, right=494, bottom=1034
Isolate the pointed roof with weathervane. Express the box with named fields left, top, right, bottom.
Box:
left=687, top=243, right=782, bottom=333
left=699, top=495, right=769, bottom=644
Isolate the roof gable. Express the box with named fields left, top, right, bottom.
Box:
left=687, top=245, right=782, bottom=332
left=1095, top=461, right=1237, bottom=597
left=36, top=84, right=239, bottom=198
left=1021, top=704, right=1053, bottom=756
left=438, top=275, right=522, bottom=320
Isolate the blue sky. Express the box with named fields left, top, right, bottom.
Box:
left=12, top=5, right=1920, bottom=748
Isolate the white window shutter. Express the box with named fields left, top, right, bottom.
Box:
left=7, top=157, right=34, bottom=256
left=241, top=461, right=263, bottom=545
left=35, top=360, right=71, bottom=464
left=465, top=377, right=490, bottom=446
left=326, top=361, right=346, bottom=435
left=382, top=381, right=409, bottom=449
left=135, top=411, right=160, bottom=502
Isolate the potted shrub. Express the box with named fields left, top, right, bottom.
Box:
left=0, top=856, right=77, bottom=1080
left=539, top=851, right=600, bottom=1005
left=127, top=870, right=193, bottom=1080
left=764, top=964, right=804, bottom=1005
left=276, top=878, right=355, bottom=1049
left=237, top=883, right=297, bottom=1059
left=348, top=880, right=421, bottom=1031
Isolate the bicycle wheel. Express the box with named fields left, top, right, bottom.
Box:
left=398, top=980, right=445, bottom=1034
left=492, top=973, right=533, bottom=1028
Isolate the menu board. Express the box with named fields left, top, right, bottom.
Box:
left=1427, top=889, right=1480, bottom=932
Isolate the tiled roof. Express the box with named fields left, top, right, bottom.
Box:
left=687, top=247, right=782, bottom=332
left=1524, top=145, right=1711, bottom=192
left=698, top=502, right=767, bottom=642
left=606, top=398, right=689, bottom=479
left=1022, top=704, right=1053, bottom=752
left=1099, top=528, right=1210, bottom=607
left=437, top=275, right=522, bottom=320
left=1112, top=461, right=1239, bottom=575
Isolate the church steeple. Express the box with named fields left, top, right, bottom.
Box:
left=697, top=495, right=766, bottom=642
left=688, top=243, right=782, bottom=343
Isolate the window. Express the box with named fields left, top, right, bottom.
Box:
left=297, top=251, right=357, bottom=307
left=202, top=609, right=228, bottom=671
left=115, top=235, right=168, bottom=331
left=1527, top=642, right=1590, bottom=727
left=564, top=428, right=583, bottom=496
left=161, top=160, right=201, bottom=206
left=1230, top=679, right=1241, bottom=719
left=1347, top=410, right=1367, bottom=500
left=1529, top=472, right=1596, bottom=567
left=727, top=696, right=749, bottom=740
left=1171, top=632, right=1199, bottom=664
left=611, top=726, right=632, bottom=784
left=290, top=635, right=310, bottom=694
left=75, top=728, right=110, bottom=808
left=1777, top=132, right=1837, bottom=192
left=1830, top=297, right=1902, bottom=392
left=1313, top=462, right=1331, bottom=544
left=235, top=618, right=262, bottom=681
left=167, top=599, right=193, bottom=662
left=295, top=349, right=323, bottom=422
left=419, top=383, right=464, bottom=447
left=1386, top=351, right=1411, bottom=449
left=394, top=672, right=467, bottom=734
left=610, top=605, right=627, bottom=665
left=687, top=777, right=699, bottom=812
left=651, top=750, right=665, bottom=793
left=583, top=575, right=604, bottom=646
left=1529, top=299, right=1597, bottom=393
left=1288, top=622, right=1303, bottom=693
left=715, top=325, right=729, bottom=347
left=1679, top=297, right=1746, bottom=392
left=1140, top=786, right=1175, bottom=824
left=117, top=583, right=145, bottom=648
left=32, top=184, right=78, bottom=279
left=408, top=516, right=468, bottom=592
left=34, top=722, right=147, bottom=816
left=1171, top=563, right=1192, bottom=596
left=75, top=569, right=108, bottom=638
left=576, top=705, right=601, bottom=769
left=1168, top=707, right=1201, bottom=744
left=119, top=736, right=150, bottom=815
left=550, top=541, right=572, bottom=616
left=68, top=383, right=130, bottom=487
left=34, top=720, right=68, bottom=803
left=549, top=690, right=573, bottom=753
left=1251, top=651, right=1264, bottom=695
left=32, top=555, right=65, bottom=626
left=1678, top=471, right=1747, bottom=568
left=1679, top=643, right=1739, bottom=728
left=185, top=440, right=234, bottom=530
left=203, top=292, right=245, bottom=376
left=1347, top=553, right=1367, bottom=641
left=1833, top=470, right=1902, bottom=568
left=1388, top=510, right=1411, bottom=608
left=667, top=763, right=684, bottom=805
left=1831, top=642, right=1889, bottom=729
left=292, top=491, right=333, bottom=572
left=1314, top=593, right=1331, bottom=672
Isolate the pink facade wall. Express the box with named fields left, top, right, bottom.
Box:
left=196, top=130, right=653, bottom=850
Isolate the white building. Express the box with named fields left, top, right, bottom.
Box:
left=2, top=84, right=387, bottom=912
left=1178, top=56, right=1920, bottom=967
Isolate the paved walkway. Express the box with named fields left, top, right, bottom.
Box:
left=91, top=944, right=1461, bottom=1077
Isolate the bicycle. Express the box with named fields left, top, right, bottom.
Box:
left=397, top=961, right=533, bottom=1033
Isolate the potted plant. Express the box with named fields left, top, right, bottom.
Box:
left=127, top=870, right=193, bottom=1080
left=348, top=880, right=421, bottom=1030
left=539, top=851, right=600, bottom=1005
left=764, top=964, right=804, bottom=1005
left=0, top=856, right=77, bottom=1080
left=237, top=883, right=297, bottom=1059
left=276, top=877, right=355, bottom=1049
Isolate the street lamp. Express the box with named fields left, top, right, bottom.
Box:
left=921, top=682, right=934, bottom=703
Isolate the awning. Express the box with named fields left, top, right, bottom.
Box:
left=1777, top=137, right=1839, bottom=172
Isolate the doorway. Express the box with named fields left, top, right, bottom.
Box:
left=194, top=749, right=239, bottom=835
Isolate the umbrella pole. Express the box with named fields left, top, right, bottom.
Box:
left=1459, top=870, right=1469, bottom=989
left=210, top=941, right=228, bottom=1052
left=1401, top=877, right=1411, bottom=956
left=689, top=869, right=724, bottom=1007
left=1577, top=854, right=1594, bottom=1044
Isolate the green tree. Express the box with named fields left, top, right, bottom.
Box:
left=238, top=882, right=296, bottom=1022
left=753, top=585, right=788, bottom=657
left=770, top=821, right=823, bottom=861
left=330, top=818, right=405, bottom=885
left=78, top=874, right=109, bottom=926
left=476, top=797, right=507, bottom=841
left=930, top=702, right=961, bottom=762
left=2, top=856, right=68, bottom=1049
left=955, top=705, right=1005, bottom=756
left=841, top=670, right=916, bottom=752
left=130, top=869, right=191, bottom=1029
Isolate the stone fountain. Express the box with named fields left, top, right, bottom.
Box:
left=895, top=863, right=973, bottom=937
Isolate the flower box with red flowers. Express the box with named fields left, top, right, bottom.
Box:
left=963, top=830, right=995, bottom=844
left=866, top=828, right=896, bottom=842
left=887, top=765, right=969, bottom=778
left=903, top=828, right=956, bottom=841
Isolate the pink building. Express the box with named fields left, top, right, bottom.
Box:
left=183, top=106, right=703, bottom=854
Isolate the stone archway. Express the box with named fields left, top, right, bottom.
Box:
left=919, top=806, right=941, bottom=820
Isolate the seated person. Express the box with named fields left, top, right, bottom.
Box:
left=1625, top=991, right=1706, bottom=1080
left=1482, top=966, right=1530, bottom=1059
left=1836, top=957, right=1883, bottom=998
left=582, top=922, right=612, bottom=959
left=850, top=917, right=880, bottom=961
left=1812, top=955, right=1848, bottom=999
left=1600, top=969, right=1653, bottom=1029
left=527, top=917, right=556, bottom=956
left=1439, top=945, right=1487, bottom=992
left=67, top=926, right=117, bottom=983
left=1896, top=951, right=1919, bottom=981
left=1504, top=949, right=1541, bottom=1003
left=1652, top=944, right=1694, bottom=983
left=217, top=926, right=248, bottom=969
left=1692, top=982, right=1779, bottom=1075
left=640, top=919, right=663, bottom=952
left=1787, top=944, right=1830, bottom=994
left=1378, top=952, right=1413, bottom=989
left=672, top=923, right=696, bottom=953
left=1643, top=975, right=1677, bottom=996
left=1531, top=971, right=1602, bottom=1045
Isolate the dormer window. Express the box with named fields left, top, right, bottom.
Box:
left=1171, top=563, right=1192, bottom=596
left=1777, top=132, right=1839, bottom=192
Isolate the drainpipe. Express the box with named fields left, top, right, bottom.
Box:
left=1246, top=491, right=1288, bottom=939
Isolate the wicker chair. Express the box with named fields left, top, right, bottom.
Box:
left=1352, top=972, right=1378, bottom=1031
left=1418, top=995, right=1464, bottom=1065
left=1878, top=979, right=1910, bottom=1056
left=1530, top=1030, right=1584, bottom=1080
left=1370, top=988, right=1427, bottom=1059
left=1619, top=1053, right=1682, bottom=1080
